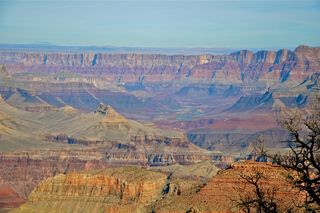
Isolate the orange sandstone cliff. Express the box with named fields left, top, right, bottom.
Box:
left=12, top=161, right=303, bottom=213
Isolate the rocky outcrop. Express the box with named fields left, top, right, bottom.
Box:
left=0, top=150, right=109, bottom=199
left=16, top=105, right=57, bottom=112
left=150, top=160, right=220, bottom=179
left=153, top=161, right=305, bottom=213
left=189, top=161, right=304, bottom=212
left=187, top=125, right=290, bottom=156
left=12, top=162, right=304, bottom=213
left=0, top=185, right=26, bottom=209
left=12, top=167, right=203, bottom=213
left=0, top=134, right=214, bottom=208
left=0, top=97, right=214, bottom=161
left=27, top=168, right=168, bottom=204
left=12, top=168, right=166, bottom=212
left=0, top=95, right=213, bottom=164
left=94, top=103, right=128, bottom=123
left=45, top=134, right=214, bottom=165
left=0, top=98, right=216, bottom=210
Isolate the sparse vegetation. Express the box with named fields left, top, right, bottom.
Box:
left=274, top=100, right=320, bottom=211
left=238, top=97, right=320, bottom=212
left=233, top=171, right=280, bottom=213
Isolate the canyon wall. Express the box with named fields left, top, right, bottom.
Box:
left=153, top=161, right=305, bottom=213
left=1, top=45, right=319, bottom=84
left=12, top=161, right=305, bottom=213
left=12, top=167, right=203, bottom=213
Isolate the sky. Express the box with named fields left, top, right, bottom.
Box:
left=0, top=0, right=319, bottom=48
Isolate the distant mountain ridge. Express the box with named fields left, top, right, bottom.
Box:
left=0, top=43, right=235, bottom=55
left=0, top=45, right=319, bottom=84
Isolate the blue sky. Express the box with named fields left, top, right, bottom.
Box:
left=0, top=0, right=319, bottom=48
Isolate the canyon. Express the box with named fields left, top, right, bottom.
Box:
left=1, top=45, right=319, bottom=84
left=1, top=46, right=319, bottom=155
left=0, top=93, right=216, bottom=210
left=0, top=45, right=319, bottom=212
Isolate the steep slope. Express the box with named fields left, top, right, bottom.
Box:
left=13, top=168, right=168, bottom=213
left=43, top=103, right=183, bottom=143
left=0, top=185, right=26, bottom=209
left=1, top=46, right=318, bottom=134
left=0, top=97, right=216, bottom=164
left=1, top=46, right=319, bottom=131
left=150, top=160, right=220, bottom=179
left=0, top=94, right=100, bottom=150
left=0, top=98, right=216, bottom=210
left=12, top=167, right=204, bottom=213
left=153, top=161, right=305, bottom=213
left=38, top=103, right=215, bottom=166
left=13, top=162, right=304, bottom=213
left=0, top=95, right=61, bottom=151
left=226, top=90, right=274, bottom=112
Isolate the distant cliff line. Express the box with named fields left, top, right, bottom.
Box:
left=0, top=45, right=319, bottom=83
left=0, top=43, right=236, bottom=55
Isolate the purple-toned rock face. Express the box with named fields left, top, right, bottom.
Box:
left=1, top=45, right=319, bottom=128
left=1, top=45, right=319, bottom=84
left=0, top=46, right=319, bottom=149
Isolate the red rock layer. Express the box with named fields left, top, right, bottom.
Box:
left=153, top=161, right=305, bottom=213
left=191, top=161, right=305, bottom=212
left=0, top=185, right=26, bottom=209
left=1, top=45, right=319, bottom=84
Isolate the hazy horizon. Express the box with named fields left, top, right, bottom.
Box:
left=0, top=0, right=319, bottom=48
left=0, top=42, right=312, bottom=50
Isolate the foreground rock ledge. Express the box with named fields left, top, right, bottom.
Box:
left=12, top=161, right=304, bottom=213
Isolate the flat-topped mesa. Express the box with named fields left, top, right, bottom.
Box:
left=28, top=168, right=168, bottom=204
left=13, top=168, right=170, bottom=212
left=94, top=103, right=127, bottom=123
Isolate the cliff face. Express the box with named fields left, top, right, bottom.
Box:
left=1, top=45, right=319, bottom=84
left=189, top=161, right=304, bottom=212
left=0, top=96, right=213, bottom=165
left=0, top=149, right=210, bottom=211
left=12, top=167, right=203, bottom=213
left=1, top=46, right=319, bottom=131
left=153, top=161, right=305, bottom=213
left=94, top=103, right=128, bottom=123
left=12, top=162, right=304, bottom=213
left=0, top=185, right=26, bottom=209
left=28, top=168, right=168, bottom=204
left=0, top=98, right=215, bottom=208
left=0, top=151, right=109, bottom=199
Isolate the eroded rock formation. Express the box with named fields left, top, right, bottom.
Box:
left=11, top=161, right=304, bottom=213
left=153, top=161, right=305, bottom=213
left=1, top=45, right=319, bottom=84
left=12, top=167, right=203, bottom=213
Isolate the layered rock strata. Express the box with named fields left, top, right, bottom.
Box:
left=12, top=162, right=304, bottom=213
left=12, top=167, right=203, bottom=213
left=153, top=161, right=305, bottom=213
left=1, top=45, right=319, bottom=84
